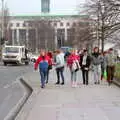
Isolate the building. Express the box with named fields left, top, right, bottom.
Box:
left=8, top=14, right=89, bottom=52
left=41, top=0, right=50, bottom=13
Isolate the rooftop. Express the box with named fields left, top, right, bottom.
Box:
left=10, top=14, right=89, bottom=20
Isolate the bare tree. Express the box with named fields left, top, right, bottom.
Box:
left=67, top=20, right=95, bottom=49
left=0, top=5, right=10, bottom=41
left=26, top=20, right=55, bottom=52
left=4, top=6, right=10, bottom=41
left=85, top=0, right=120, bottom=52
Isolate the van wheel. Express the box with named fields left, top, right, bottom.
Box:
left=4, top=62, right=7, bottom=66
left=25, top=62, right=29, bottom=65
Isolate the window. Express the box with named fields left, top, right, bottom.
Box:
left=66, top=22, right=70, bottom=26
left=54, top=22, right=57, bottom=27
left=73, top=22, right=76, bottom=27
left=60, top=22, right=63, bottom=26
left=23, top=23, right=26, bottom=27
left=22, top=48, right=24, bottom=52
left=16, top=23, right=20, bottom=27
left=10, top=23, right=13, bottom=27
left=5, top=47, right=19, bottom=53
left=29, top=23, right=33, bottom=27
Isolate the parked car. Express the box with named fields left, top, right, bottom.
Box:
left=30, top=54, right=38, bottom=63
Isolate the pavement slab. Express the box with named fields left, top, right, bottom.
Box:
left=19, top=68, right=120, bottom=120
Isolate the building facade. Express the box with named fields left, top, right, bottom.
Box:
left=8, top=14, right=89, bottom=52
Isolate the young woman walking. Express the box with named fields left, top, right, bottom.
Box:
left=34, top=50, right=51, bottom=88
left=67, top=49, right=80, bottom=87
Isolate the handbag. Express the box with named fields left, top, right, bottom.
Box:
left=48, top=65, right=52, bottom=70
left=103, top=70, right=107, bottom=80
left=72, top=60, right=80, bottom=72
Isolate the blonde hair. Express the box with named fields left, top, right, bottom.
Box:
left=70, top=49, right=76, bottom=53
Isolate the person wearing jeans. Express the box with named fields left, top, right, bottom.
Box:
left=55, top=50, right=65, bottom=85
left=39, top=69, right=47, bottom=87
left=67, top=49, right=80, bottom=87
left=71, top=70, right=77, bottom=84
left=91, top=47, right=103, bottom=84
left=34, top=50, right=51, bottom=88
left=56, top=66, right=65, bottom=85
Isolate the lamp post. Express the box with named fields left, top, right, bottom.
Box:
left=1, top=0, right=4, bottom=39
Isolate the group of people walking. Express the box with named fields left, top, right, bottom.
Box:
left=34, top=47, right=116, bottom=88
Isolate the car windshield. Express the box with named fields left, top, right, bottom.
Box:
left=4, top=47, right=19, bottom=53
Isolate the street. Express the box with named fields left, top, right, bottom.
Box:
left=0, top=63, right=33, bottom=120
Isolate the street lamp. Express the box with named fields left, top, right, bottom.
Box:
left=1, top=0, right=4, bottom=39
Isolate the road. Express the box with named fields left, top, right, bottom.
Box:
left=0, top=63, right=34, bottom=120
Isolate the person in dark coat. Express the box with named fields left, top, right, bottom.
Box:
left=80, top=49, right=91, bottom=85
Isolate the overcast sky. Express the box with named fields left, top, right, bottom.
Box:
left=3, top=0, right=85, bottom=15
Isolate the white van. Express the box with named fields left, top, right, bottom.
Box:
left=2, top=45, right=30, bottom=66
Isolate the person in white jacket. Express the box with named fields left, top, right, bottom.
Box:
left=55, top=50, right=65, bottom=85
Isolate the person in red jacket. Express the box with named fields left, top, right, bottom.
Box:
left=34, top=49, right=51, bottom=88
left=67, top=49, right=80, bottom=87
left=46, top=51, right=53, bottom=84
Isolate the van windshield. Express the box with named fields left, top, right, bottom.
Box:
left=4, top=47, right=19, bottom=53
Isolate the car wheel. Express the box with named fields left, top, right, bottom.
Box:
left=4, top=62, right=7, bottom=66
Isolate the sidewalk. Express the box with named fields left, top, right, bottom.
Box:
left=20, top=68, right=120, bottom=120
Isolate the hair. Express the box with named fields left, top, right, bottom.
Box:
left=56, top=50, right=61, bottom=54
left=70, top=49, right=76, bottom=53
left=93, top=47, right=99, bottom=52
left=109, top=48, right=113, bottom=51
left=47, top=51, right=53, bottom=58
left=83, top=49, right=87, bottom=53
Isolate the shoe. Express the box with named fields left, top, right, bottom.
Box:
left=98, top=81, right=100, bottom=84
left=74, top=82, right=77, bottom=87
left=55, top=82, right=60, bottom=85
left=61, top=82, right=64, bottom=85
left=46, top=81, right=48, bottom=84
left=41, top=86, right=45, bottom=88
left=94, top=82, right=97, bottom=84
left=108, top=81, right=111, bottom=86
left=86, top=83, right=88, bottom=85
left=108, top=80, right=112, bottom=86
left=72, top=81, right=75, bottom=87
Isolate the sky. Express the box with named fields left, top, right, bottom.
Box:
left=3, top=0, right=86, bottom=15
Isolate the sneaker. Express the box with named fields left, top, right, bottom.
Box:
left=98, top=81, right=100, bottom=84
left=55, top=82, right=60, bottom=85
left=74, top=82, right=77, bottom=87
left=41, top=85, right=45, bottom=89
left=61, top=82, right=64, bottom=85
left=71, top=81, right=75, bottom=87
left=94, top=82, right=97, bottom=84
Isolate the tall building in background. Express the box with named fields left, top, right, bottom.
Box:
left=41, top=0, right=50, bottom=13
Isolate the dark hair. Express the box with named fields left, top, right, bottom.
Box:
left=109, top=48, right=113, bottom=51
left=83, top=49, right=87, bottom=53
left=47, top=52, right=53, bottom=58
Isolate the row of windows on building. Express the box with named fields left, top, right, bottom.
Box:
left=10, top=22, right=80, bottom=28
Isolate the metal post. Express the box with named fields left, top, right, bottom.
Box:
left=45, top=32, right=47, bottom=50
left=1, top=0, right=4, bottom=39
left=12, top=29, right=14, bottom=45
left=17, top=29, right=19, bottom=45
left=26, top=23, right=29, bottom=48
left=55, top=29, right=57, bottom=49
